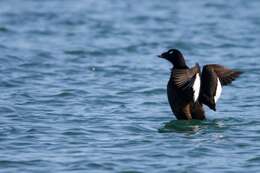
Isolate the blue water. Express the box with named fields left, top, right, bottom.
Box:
left=0, top=0, right=260, bottom=172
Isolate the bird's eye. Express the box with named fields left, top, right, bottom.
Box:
left=169, top=50, right=174, bottom=54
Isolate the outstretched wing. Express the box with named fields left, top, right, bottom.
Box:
left=199, top=64, right=242, bottom=111
left=206, top=64, right=242, bottom=85
left=172, top=63, right=201, bottom=102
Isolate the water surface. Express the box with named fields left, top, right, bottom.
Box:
left=0, top=0, right=260, bottom=172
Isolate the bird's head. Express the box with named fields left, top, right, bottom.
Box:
left=158, top=49, right=187, bottom=68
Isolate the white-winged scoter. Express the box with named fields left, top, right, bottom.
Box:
left=158, top=49, right=242, bottom=120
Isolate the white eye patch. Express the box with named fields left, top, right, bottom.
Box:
left=169, top=50, right=174, bottom=54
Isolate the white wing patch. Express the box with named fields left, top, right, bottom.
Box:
left=214, top=78, right=222, bottom=103
left=192, top=73, right=201, bottom=102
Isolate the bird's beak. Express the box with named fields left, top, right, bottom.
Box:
left=157, top=55, right=163, bottom=58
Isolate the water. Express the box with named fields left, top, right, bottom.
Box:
left=0, top=0, right=260, bottom=172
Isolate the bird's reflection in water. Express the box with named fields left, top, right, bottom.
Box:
left=158, top=119, right=222, bottom=134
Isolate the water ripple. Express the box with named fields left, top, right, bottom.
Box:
left=0, top=0, right=259, bottom=172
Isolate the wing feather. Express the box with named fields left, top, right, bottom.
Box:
left=172, top=63, right=201, bottom=102
left=206, top=64, right=242, bottom=86
left=199, top=64, right=242, bottom=111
